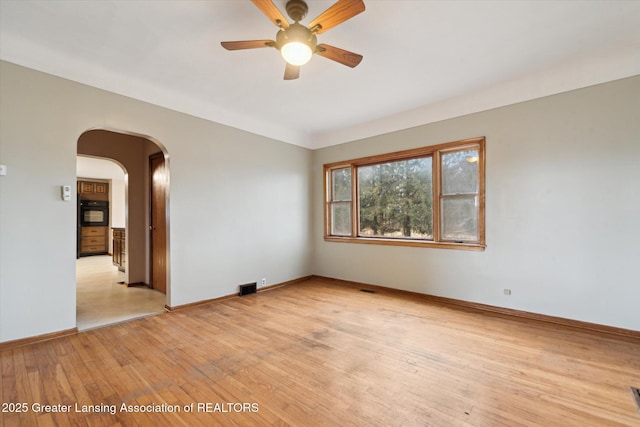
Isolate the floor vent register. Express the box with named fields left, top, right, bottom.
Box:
left=631, top=387, right=640, bottom=413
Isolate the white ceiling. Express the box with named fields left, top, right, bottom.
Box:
left=77, top=156, right=125, bottom=180
left=1, top=1, right=639, bottom=149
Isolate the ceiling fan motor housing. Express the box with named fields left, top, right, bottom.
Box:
left=285, top=0, right=309, bottom=22
left=276, top=22, right=317, bottom=52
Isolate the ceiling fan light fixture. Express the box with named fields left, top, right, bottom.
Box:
left=220, top=0, right=365, bottom=80
left=277, top=22, right=317, bottom=66
left=281, top=41, right=313, bottom=65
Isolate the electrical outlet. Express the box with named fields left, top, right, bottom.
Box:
left=504, top=289, right=511, bottom=295
left=261, top=278, right=266, bottom=287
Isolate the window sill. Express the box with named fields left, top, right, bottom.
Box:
left=324, top=236, right=486, bottom=251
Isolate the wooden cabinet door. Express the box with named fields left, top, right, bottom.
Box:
left=94, top=182, right=107, bottom=195
left=112, top=229, right=126, bottom=272
left=79, top=181, right=95, bottom=194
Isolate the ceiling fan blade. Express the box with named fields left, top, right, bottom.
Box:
left=316, top=44, right=363, bottom=68
left=309, top=0, right=365, bottom=34
left=221, top=40, right=275, bottom=50
left=284, top=63, right=300, bottom=80
left=251, top=0, right=289, bottom=28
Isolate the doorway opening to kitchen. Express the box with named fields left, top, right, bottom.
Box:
left=76, top=129, right=169, bottom=330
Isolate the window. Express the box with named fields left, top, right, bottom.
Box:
left=324, top=137, right=485, bottom=250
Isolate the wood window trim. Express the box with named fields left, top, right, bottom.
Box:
left=324, top=137, right=486, bottom=251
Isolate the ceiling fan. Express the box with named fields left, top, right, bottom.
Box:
left=221, top=0, right=365, bottom=80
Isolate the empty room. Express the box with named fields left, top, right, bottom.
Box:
left=1, top=1, right=639, bottom=426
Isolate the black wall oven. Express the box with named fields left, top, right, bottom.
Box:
left=80, top=200, right=109, bottom=227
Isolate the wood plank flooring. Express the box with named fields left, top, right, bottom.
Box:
left=2, top=278, right=639, bottom=426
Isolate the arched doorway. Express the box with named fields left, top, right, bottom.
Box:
left=76, top=129, right=170, bottom=330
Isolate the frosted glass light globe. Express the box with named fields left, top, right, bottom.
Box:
left=281, top=42, right=313, bottom=66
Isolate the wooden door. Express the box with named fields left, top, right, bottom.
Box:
left=149, top=152, right=167, bottom=294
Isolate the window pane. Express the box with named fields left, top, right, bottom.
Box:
left=441, top=196, right=478, bottom=241
left=442, top=149, right=478, bottom=194
left=358, top=158, right=433, bottom=239
left=332, top=168, right=351, bottom=201
left=331, top=202, right=352, bottom=236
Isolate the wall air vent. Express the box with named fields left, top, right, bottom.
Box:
left=239, top=282, right=257, bottom=296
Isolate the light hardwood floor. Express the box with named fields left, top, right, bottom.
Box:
left=76, top=255, right=166, bottom=330
left=2, top=278, right=639, bottom=426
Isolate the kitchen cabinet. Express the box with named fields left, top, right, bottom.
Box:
left=80, top=226, right=108, bottom=255
left=78, top=180, right=108, bottom=201
left=112, top=228, right=126, bottom=272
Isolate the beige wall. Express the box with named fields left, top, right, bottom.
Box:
left=0, top=61, right=312, bottom=342
left=313, top=75, right=640, bottom=331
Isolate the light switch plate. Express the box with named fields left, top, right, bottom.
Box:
left=0, top=164, right=7, bottom=176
